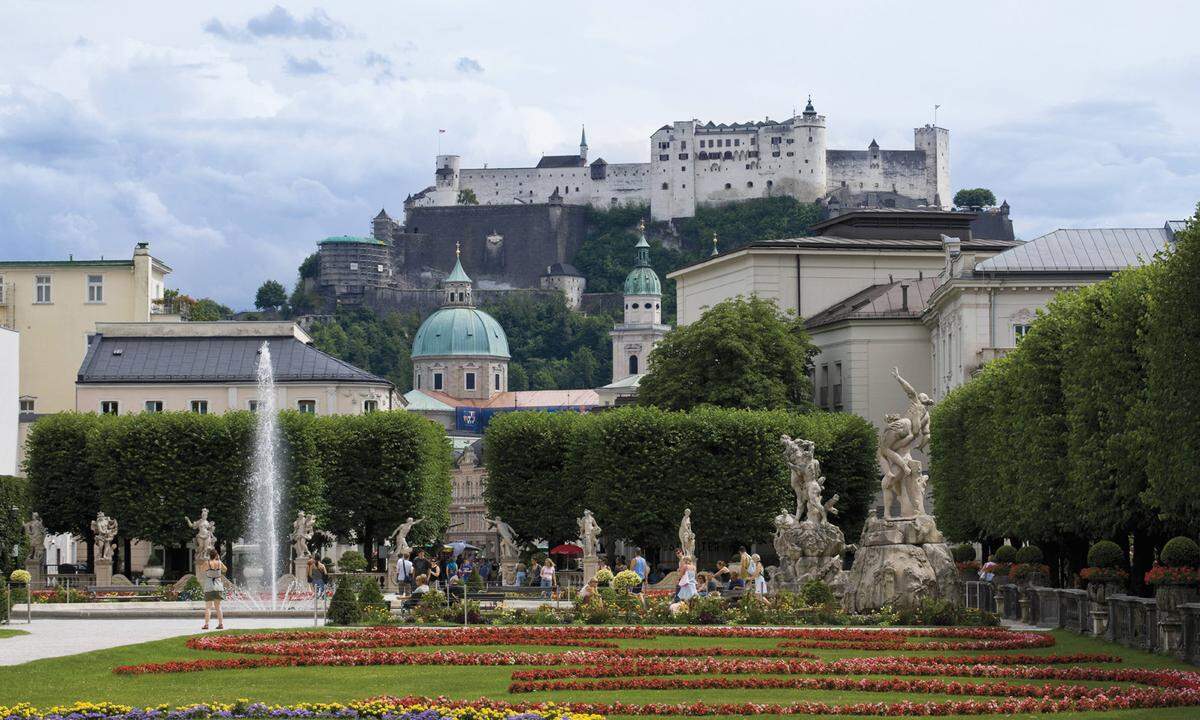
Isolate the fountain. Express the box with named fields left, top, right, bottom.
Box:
left=247, top=340, right=282, bottom=609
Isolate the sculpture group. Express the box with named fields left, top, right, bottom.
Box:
left=770, top=435, right=846, bottom=592
left=877, top=367, right=934, bottom=518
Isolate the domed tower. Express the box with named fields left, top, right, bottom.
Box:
left=610, top=221, right=670, bottom=383
left=411, top=244, right=510, bottom=400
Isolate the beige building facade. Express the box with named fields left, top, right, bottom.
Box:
left=76, top=321, right=397, bottom=415
left=0, top=327, right=17, bottom=475
left=1, top=243, right=171, bottom=417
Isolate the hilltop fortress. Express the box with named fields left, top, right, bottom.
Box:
left=406, top=98, right=950, bottom=221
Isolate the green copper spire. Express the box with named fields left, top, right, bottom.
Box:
left=445, top=241, right=472, bottom=283
left=624, top=219, right=661, bottom=296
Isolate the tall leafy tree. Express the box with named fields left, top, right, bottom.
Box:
left=24, top=413, right=106, bottom=568
left=953, top=188, right=997, bottom=208
left=639, top=296, right=817, bottom=411
left=254, top=280, right=288, bottom=311
left=0, top=475, right=30, bottom=575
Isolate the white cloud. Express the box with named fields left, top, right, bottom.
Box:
left=455, top=57, right=483, bottom=74
left=205, top=6, right=349, bottom=43
left=284, top=55, right=329, bottom=76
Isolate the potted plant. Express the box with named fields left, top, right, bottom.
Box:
left=990, top=544, right=1017, bottom=585
left=1146, top=537, right=1200, bottom=614
left=1082, top=540, right=1128, bottom=604
left=1012, top=545, right=1047, bottom=587
left=951, top=544, right=980, bottom=582
left=142, top=546, right=166, bottom=585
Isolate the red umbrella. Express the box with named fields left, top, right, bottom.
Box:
left=550, top=543, right=582, bottom=556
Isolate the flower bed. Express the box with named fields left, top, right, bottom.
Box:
left=101, top=626, right=1200, bottom=716
left=0, top=699, right=599, bottom=720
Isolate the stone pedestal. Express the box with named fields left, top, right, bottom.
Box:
left=501, top=560, right=517, bottom=587
left=1090, top=608, right=1109, bottom=636
left=384, top=553, right=399, bottom=593
left=24, top=559, right=44, bottom=587
left=292, top=556, right=308, bottom=584
left=582, top=556, right=599, bottom=586
left=842, top=515, right=959, bottom=613
left=94, top=558, right=113, bottom=587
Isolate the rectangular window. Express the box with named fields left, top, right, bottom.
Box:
left=658, top=154, right=669, bottom=161
left=87, top=274, right=103, bottom=303
left=297, top=400, right=316, bottom=414
left=349, top=262, right=359, bottom=270
left=248, top=400, right=260, bottom=413
left=819, top=364, right=829, bottom=408
left=680, top=141, right=686, bottom=150
left=144, top=400, right=164, bottom=413
left=494, top=373, right=501, bottom=391
left=100, top=400, right=119, bottom=415
left=433, top=372, right=444, bottom=390
left=0, top=274, right=6, bottom=304
left=189, top=400, right=208, bottom=414
left=376, top=264, right=384, bottom=272
left=363, top=399, right=379, bottom=413
left=35, top=275, right=51, bottom=304
left=416, top=375, right=422, bottom=389
left=465, top=372, right=476, bottom=390
left=19, top=399, right=34, bottom=413
left=833, top=362, right=843, bottom=408
left=1014, top=324, right=1032, bottom=344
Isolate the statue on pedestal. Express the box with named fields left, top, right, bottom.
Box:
left=388, top=517, right=423, bottom=558
left=91, top=511, right=118, bottom=562
left=577, top=509, right=602, bottom=559
left=770, top=436, right=846, bottom=593
left=877, top=367, right=934, bottom=518
left=485, top=516, right=519, bottom=561
left=678, top=508, right=695, bottom=562
left=185, top=508, right=217, bottom=571
left=23, top=512, right=46, bottom=565
left=291, top=510, right=315, bottom=559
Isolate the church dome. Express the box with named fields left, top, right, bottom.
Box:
left=412, top=307, right=510, bottom=359
left=623, top=233, right=661, bottom=295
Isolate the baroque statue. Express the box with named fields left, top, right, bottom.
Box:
left=877, top=367, right=934, bottom=518
left=484, top=516, right=519, bottom=561
left=577, top=509, right=602, bottom=559
left=185, top=508, right=217, bottom=568
left=91, top=511, right=119, bottom=562
left=291, top=510, right=316, bottom=559
left=388, top=517, right=423, bottom=557
left=23, top=512, right=46, bottom=564
left=770, top=436, right=846, bottom=592
left=678, top=508, right=695, bottom=561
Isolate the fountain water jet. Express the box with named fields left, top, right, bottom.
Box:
left=247, top=340, right=283, bottom=609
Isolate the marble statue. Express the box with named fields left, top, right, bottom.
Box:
left=185, top=508, right=217, bottom=568
left=291, top=510, right=316, bottom=559
left=485, top=516, right=519, bottom=561
left=769, top=437, right=846, bottom=593
left=842, top=366, right=957, bottom=613
left=388, top=517, right=423, bottom=558
left=23, top=512, right=46, bottom=564
left=876, top=367, right=934, bottom=519
left=91, top=511, right=119, bottom=561
left=577, top=509, right=602, bottom=559
left=678, top=508, right=695, bottom=561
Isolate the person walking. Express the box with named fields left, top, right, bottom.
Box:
left=395, top=552, right=414, bottom=595
left=200, top=548, right=227, bottom=630
left=749, top=553, right=767, bottom=595
left=630, top=549, right=649, bottom=592
left=308, top=554, right=328, bottom=601
left=674, top=548, right=697, bottom=602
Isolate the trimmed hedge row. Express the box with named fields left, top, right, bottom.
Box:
left=24, top=411, right=451, bottom=557
left=483, top=406, right=877, bottom=550
left=931, top=207, right=1200, bottom=581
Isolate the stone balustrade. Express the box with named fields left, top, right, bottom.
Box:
left=963, top=582, right=1199, bottom=666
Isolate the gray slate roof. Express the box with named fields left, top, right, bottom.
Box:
left=975, top=227, right=1173, bottom=273
left=806, top=277, right=941, bottom=329
left=78, top=336, right=390, bottom=385
left=535, top=154, right=585, bottom=168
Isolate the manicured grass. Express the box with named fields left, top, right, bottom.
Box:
left=0, top=628, right=30, bottom=639
left=0, top=628, right=1195, bottom=719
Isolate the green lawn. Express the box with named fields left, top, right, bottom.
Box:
left=0, top=628, right=30, bottom=639
left=0, top=628, right=1196, bottom=720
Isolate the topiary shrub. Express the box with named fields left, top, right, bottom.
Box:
left=1088, top=540, right=1125, bottom=569
left=356, top=577, right=388, bottom=621
left=337, top=550, right=367, bottom=573
left=326, top=580, right=360, bottom=625
left=466, top=570, right=484, bottom=592
left=1014, top=545, right=1044, bottom=565
left=611, top=569, right=641, bottom=593
left=992, top=545, right=1017, bottom=564
left=800, top=578, right=835, bottom=607
left=1160, top=537, right=1200, bottom=568
left=951, top=544, right=976, bottom=563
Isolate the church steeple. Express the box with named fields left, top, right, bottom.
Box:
left=442, top=241, right=474, bottom=307
left=579, top=125, right=588, bottom=163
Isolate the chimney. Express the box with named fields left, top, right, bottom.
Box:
left=900, top=283, right=910, bottom=311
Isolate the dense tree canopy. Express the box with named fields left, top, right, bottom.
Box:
left=953, top=188, right=997, bottom=208
left=308, top=307, right=421, bottom=390
left=254, top=280, right=288, bottom=311
left=480, top=293, right=616, bottom=390
left=639, top=296, right=817, bottom=411
left=0, top=475, right=30, bottom=575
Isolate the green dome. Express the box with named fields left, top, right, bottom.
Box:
left=624, top=266, right=661, bottom=295
left=412, top=307, right=510, bottom=359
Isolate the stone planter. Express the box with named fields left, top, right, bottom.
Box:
left=1154, top=583, right=1199, bottom=655
left=142, top=566, right=165, bottom=585
left=1086, top=580, right=1124, bottom=636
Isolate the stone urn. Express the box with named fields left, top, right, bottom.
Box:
left=142, top=566, right=165, bottom=586
left=1155, top=582, right=1199, bottom=654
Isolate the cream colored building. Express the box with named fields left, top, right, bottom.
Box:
left=0, top=327, right=17, bottom=475
left=76, top=321, right=397, bottom=415
left=1, top=243, right=171, bottom=417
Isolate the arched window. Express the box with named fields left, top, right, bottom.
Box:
left=628, top=355, right=639, bottom=375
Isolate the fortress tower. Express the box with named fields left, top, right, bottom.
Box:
left=914, top=125, right=950, bottom=208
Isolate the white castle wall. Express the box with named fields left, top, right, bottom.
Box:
left=417, top=110, right=947, bottom=220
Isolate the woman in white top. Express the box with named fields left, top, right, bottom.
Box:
left=412, top=573, right=431, bottom=595
left=674, top=549, right=697, bottom=601
left=749, top=553, right=767, bottom=595
left=200, top=548, right=227, bottom=630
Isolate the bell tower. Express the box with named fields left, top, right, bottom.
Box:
left=609, top=220, right=669, bottom=383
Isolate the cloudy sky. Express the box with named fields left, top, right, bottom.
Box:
left=1, top=1, right=1197, bottom=306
